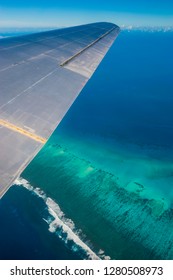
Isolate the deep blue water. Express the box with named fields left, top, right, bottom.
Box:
left=0, top=30, right=173, bottom=259
left=59, top=30, right=173, bottom=156
left=0, top=186, right=82, bottom=260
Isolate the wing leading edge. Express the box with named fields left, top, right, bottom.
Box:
left=0, top=22, right=120, bottom=198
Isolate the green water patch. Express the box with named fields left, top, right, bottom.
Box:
left=22, top=141, right=173, bottom=259
left=51, top=132, right=173, bottom=207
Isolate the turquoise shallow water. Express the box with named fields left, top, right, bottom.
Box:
left=21, top=30, right=173, bottom=259
left=1, top=30, right=173, bottom=259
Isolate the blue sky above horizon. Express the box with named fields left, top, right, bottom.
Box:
left=0, top=0, right=173, bottom=28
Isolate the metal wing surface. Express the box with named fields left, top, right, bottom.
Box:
left=0, top=22, right=120, bottom=197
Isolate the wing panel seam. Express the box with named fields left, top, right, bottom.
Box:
left=60, top=26, right=118, bottom=67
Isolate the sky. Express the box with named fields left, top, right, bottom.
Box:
left=0, top=0, right=173, bottom=28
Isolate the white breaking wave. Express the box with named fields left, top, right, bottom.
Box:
left=14, top=177, right=104, bottom=260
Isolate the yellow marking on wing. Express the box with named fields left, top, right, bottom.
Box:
left=0, top=119, right=47, bottom=144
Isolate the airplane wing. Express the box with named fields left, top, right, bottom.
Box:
left=0, top=22, right=120, bottom=197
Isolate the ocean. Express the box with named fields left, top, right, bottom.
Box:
left=0, top=29, right=173, bottom=260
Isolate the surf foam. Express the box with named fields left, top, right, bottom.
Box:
left=15, top=177, right=102, bottom=260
